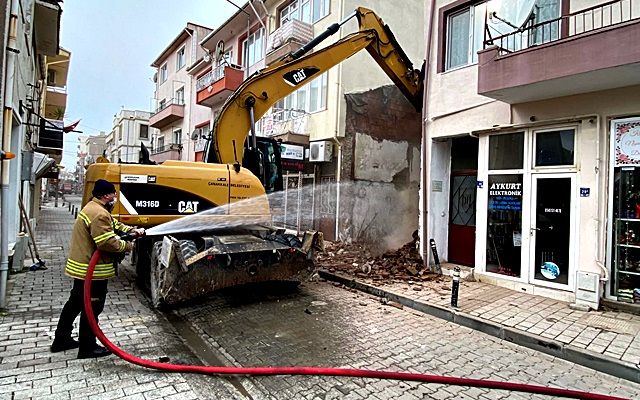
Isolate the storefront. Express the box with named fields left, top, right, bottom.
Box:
left=476, top=125, right=581, bottom=298
left=609, top=117, right=640, bottom=305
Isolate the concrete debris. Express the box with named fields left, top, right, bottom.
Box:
left=318, top=238, right=437, bottom=283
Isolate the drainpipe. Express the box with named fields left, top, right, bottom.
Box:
left=421, top=0, right=437, bottom=267
left=1, top=0, right=19, bottom=308
left=593, top=115, right=609, bottom=282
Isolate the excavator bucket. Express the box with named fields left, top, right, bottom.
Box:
left=148, top=228, right=323, bottom=307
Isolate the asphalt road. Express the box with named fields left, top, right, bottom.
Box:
left=169, top=280, right=640, bottom=400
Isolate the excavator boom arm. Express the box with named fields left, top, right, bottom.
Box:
left=208, top=7, right=423, bottom=165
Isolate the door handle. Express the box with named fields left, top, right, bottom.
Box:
left=530, top=227, right=540, bottom=235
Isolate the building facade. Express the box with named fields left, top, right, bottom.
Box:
left=149, top=23, right=213, bottom=163
left=0, top=0, right=64, bottom=305
left=105, top=110, right=153, bottom=163
left=421, top=0, right=640, bottom=308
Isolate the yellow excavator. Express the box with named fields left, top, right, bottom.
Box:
left=83, top=7, right=423, bottom=307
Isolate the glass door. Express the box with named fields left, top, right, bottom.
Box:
left=529, top=174, right=576, bottom=289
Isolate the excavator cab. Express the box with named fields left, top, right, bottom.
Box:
left=254, top=138, right=283, bottom=193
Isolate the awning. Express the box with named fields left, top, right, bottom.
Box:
left=33, top=152, right=56, bottom=180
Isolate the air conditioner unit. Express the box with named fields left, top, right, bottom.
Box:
left=309, top=141, right=333, bottom=162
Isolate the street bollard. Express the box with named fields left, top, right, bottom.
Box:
left=451, top=266, right=460, bottom=308
left=429, top=238, right=441, bottom=273
left=74, top=208, right=78, bottom=219
left=68, top=203, right=71, bottom=211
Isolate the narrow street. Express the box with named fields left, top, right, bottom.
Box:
left=1, top=195, right=638, bottom=399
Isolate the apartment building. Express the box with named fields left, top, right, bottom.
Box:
left=105, top=110, right=153, bottom=163
left=149, top=23, right=214, bottom=163
left=76, top=132, right=108, bottom=191
left=0, top=0, right=63, bottom=300
left=422, top=0, right=640, bottom=308
left=189, top=0, right=425, bottom=243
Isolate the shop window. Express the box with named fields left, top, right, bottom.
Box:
left=489, top=132, right=524, bottom=170
left=535, top=129, right=575, bottom=166
left=486, top=174, right=523, bottom=278
left=612, top=117, right=640, bottom=302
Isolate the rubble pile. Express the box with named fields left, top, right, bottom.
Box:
left=318, top=238, right=438, bottom=282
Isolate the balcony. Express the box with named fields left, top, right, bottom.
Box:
left=261, top=108, right=308, bottom=136
left=265, top=19, right=313, bottom=66
left=149, top=98, right=185, bottom=129
left=44, top=86, right=67, bottom=119
left=196, top=64, right=244, bottom=107
left=150, top=143, right=182, bottom=164
left=478, top=0, right=640, bottom=104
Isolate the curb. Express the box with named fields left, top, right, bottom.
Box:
left=318, top=269, right=640, bottom=384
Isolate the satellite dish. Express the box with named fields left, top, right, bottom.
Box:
left=190, top=129, right=200, bottom=140
left=203, top=53, right=211, bottom=63
left=152, top=72, right=158, bottom=83
left=215, top=40, right=225, bottom=62
left=487, top=0, right=536, bottom=33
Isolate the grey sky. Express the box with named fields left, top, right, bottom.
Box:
left=59, top=0, right=239, bottom=168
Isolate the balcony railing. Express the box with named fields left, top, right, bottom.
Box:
left=152, top=143, right=182, bottom=154
left=196, top=63, right=244, bottom=92
left=485, top=0, right=638, bottom=55
left=152, top=97, right=184, bottom=116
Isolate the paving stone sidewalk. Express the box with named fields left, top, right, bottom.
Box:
left=0, top=196, right=243, bottom=400
left=319, top=270, right=640, bottom=384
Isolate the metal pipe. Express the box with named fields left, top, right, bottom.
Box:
left=1, top=0, right=19, bottom=308
left=421, top=0, right=437, bottom=267
left=247, top=0, right=266, bottom=30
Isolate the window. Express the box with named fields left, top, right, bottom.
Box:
left=176, top=47, right=186, bottom=70
left=280, top=0, right=329, bottom=25
left=173, top=129, right=182, bottom=145
left=201, top=124, right=210, bottom=138
left=158, top=99, right=166, bottom=112
left=488, top=132, right=524, bottom=170
left=160, top=64, right=168, bottom=83
left=157, top=136, right=164, bottom=151
left=445, top=2, right=486, bottom=70
left=139, top=124, right=149, bottom=139
left=47, top=69, right=56, bottom=85
left=242, top=29, right=265, bottom=67
left=486, top=174, right=524, bottom=278
left=273, top=72, right=327, bottom=119
left=175, top=87, right=185, bottom=105
left=535, top=129, right=575, bottom=167
left=118, top=125, right=122, bottom=141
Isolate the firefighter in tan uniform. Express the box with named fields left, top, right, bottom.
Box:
left=51, top=179, right=144, bottom=358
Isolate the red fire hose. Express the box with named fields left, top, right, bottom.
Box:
left=83, top=250, right=627, bottom=400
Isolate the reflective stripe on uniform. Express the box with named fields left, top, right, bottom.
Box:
left=66, top=259, right=115, bottom=279
left=78, top=212, right=91, bottom=226
left=94, top=231, right=116, bottom=244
